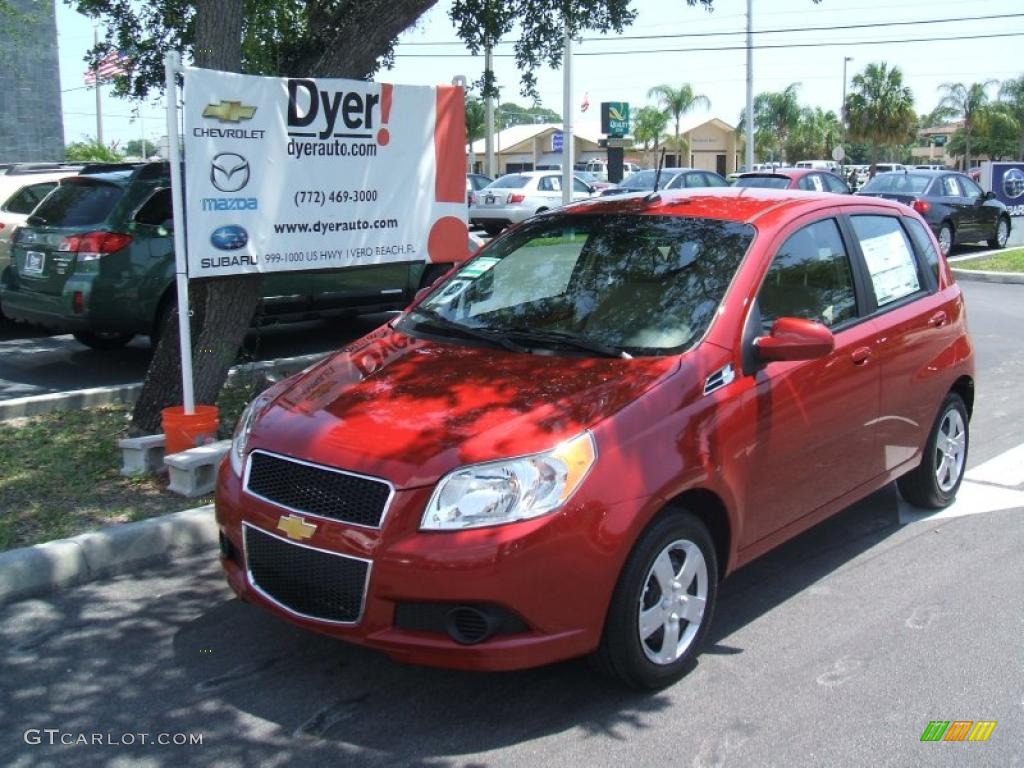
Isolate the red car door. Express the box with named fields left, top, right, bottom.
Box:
left=738, top=214, right=884, bottom=548
left=845, top=212, right=965, bottom=473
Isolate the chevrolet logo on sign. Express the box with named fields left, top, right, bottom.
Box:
left=203, top=100, right=257, bottom=123
left=277, top=514, right=317, bottom=541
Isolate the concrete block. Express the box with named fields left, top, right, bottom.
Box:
left=118, top=433, right=167, bottom=476
left=165, top=440, right=231, bottom=497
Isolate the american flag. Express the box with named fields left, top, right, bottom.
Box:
left=84, top=51, right=128, bottom=86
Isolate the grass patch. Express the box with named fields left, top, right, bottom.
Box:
left=0, top=406, right=201, bottom=551
left=954, top=247, right=1024, bottom=273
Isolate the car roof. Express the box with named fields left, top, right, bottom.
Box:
left=738, top=168, right=830, bottom=180
left=561, top=187, right=909, bottom=226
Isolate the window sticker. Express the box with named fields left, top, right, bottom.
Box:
left=860, top=229, right=920, bottom=305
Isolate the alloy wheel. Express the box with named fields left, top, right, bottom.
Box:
left=935, top=407, right=966, bottom=493
left=638, top=539, right=708, bottom=665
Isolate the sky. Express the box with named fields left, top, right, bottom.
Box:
left=56, top=0, right=1024, bottom=149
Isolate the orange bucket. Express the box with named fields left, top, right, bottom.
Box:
left=161, top=405, right=220, bottom=454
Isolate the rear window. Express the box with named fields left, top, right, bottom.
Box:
left=29, top=180, right=124, bottom=226
left=2, top=182, right=58, bottom=214
left=734, top=176, right=790, bottom=189
left=620, top=170, right=658, bottom=190
left=488, top=175, right=530, bottom=189
left=860, top=174, right=930, bottom=196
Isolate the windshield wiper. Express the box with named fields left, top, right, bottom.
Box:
left=503, top=328, right=632, bottom=359
left=407, top=307, right=528, bottom=353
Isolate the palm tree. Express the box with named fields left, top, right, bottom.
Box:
left=738, top=83, right=802, bottom=163
left=465, top=96, right=486, bottom=144
left=845, top=62, right=916, bottom=169
left=633, top=105, right=669, bottom=167
left=998, top=76, right=1024, bottom=160
left=647, top=83, right=710, bottom=165
left=936, top=80, right=997, bottom=169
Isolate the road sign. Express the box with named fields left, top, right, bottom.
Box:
left=832, top=145, right=845, bottom=163
left=551, top=131, right=563, bottom=152
left=601, top=102, right=630, bottom=136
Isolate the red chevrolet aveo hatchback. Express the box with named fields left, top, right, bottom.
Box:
left=216, top=188, right=973, bottom=689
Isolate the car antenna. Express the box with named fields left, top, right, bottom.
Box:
left=646, top=147, right=667, bottom=202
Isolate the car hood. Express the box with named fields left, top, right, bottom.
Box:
left=247, top=324, right=679, bottom=488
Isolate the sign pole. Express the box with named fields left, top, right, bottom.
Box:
left=561, top=16, right=573, bottom=206
left=164, top=52, right=195, bottom=415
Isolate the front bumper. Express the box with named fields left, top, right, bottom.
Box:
left=215, top=456, right=641, bottom=671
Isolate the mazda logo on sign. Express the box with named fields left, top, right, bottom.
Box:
left=211, top=153, right=250, bottom=192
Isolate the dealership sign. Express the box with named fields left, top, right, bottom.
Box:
left=183, top=68, right=467, bottom=277
left=980, top=161, right=1024, bottom=217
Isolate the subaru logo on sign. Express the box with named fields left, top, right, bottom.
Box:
left=210, top=225, right=249, bottom=250
left=211, top=152, right=250, bottom=192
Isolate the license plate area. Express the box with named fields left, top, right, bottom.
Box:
left=22, top=251, right=45, bottom=275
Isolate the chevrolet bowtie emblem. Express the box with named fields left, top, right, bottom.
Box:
left=203, top=100, right=257, bottom=123
left=277, top=514, right=317, bottom=541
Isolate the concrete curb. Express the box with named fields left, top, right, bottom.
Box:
left=952, top=268, right=1024, bottom=285
left=0, top=505, right=218, bottom=606
left=0, top=350, right=329, bottom=421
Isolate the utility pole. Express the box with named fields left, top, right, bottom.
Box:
left=484, top=43, right=495, bottom=178
left=841, top=56, right=853, bottom=152
left=561, top=16, right=573, bottom=206
left=744, top=0, right=753, bottom=171
left=93, top=25, right=104, bottom=147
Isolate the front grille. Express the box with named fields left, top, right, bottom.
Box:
left=244, top=524, right=370, bottom=624
left=245, top=450, right=392, bottom=527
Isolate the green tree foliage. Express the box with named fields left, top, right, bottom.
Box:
left=997, top=75, right=1024, bottom=160
left=936, top=80, right=997, bottom=168
left=496, top=102, right=562, bottom=129
left=65, top=139, right=124, bottom=161
left=947, top=103, right=1019, bottom=162
left=844, top=62, right=916, bottom=166
left=737, top=83, right=802, bottom=162
left=784, top=106, right=841, bottom=162
left=465, top=96, right=486, bottom=143
left=647, top=83, right=710, bottom=158
left=124, top=139, right=159, bottom=158
left=632, top=105, right=669, bottom=166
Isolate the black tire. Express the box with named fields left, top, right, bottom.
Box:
left=988, top=216, right=1010, bottom=250
left=483, top=223, right=504, bottom=237
left=937, top=222, right=955, bottom=258
left=535, top=207, right=549, bottom=216
left=897, top=392, right=969, bottom=509
left=72, top=330, right=135, bottom=350
left=592, top=510, right=718, bottom=689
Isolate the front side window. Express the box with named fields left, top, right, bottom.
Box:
left=850, top=215, right=922, bottom=307
left=401, top=213, right=755, bottom=355
left=758, top=218, right=858, bottom=329
left=703, top=173, right=728, bottom=187
left=573, top=177, right=591, bottom=193
left=958, top=175, right=983, bottom=198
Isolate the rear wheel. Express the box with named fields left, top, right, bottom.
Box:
left=937, top=222, right=954, bottom=258
left=72, top=330, right=135, bottom=350
left=897, top=392, right=969, bottom=508
left=988, top=216, right=1010, bottom=249
left=592, top=510, right=718, bottom=689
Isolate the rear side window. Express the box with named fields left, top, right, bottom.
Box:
left=940, top=176, right=960, bottom=196
left=2, top=182, right=58, bottom=214
left=538, top=176, right=561, bottom=192
left=758, top=218, right=857, bottom=329
left=823, top=174, right=849, bottom=194
left=29, top=181, right=123, bottom=226
left=903, top=216, right=941, bottom=284
left=850, top=215, right=922, bottom=307
left=133, top=188, right=172, bottom=227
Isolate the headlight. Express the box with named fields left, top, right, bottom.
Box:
left=229, top=393, right=273, bottom=475
left=421, top=432, right=596, bottom=530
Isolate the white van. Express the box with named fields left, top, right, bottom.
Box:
left=794, top=160, right=838, bottom=172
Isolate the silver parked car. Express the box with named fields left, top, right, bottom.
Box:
left=469, top=171, right=597, bottom=236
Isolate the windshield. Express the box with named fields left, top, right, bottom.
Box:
left=28, top=180, right=124, bottom=226
left=398, top=213, right=755, bottom=356
left=734, top=175, right=791, bottom=189
left=860, top=173, right=930, bottom=195
left=619, top=170, right=663, bottom=190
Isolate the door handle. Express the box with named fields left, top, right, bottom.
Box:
left=929, top=311, right=948, bottom=328
left=851, top=347, right=871, bottom=365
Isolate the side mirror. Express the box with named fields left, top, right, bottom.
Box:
left=984, top=190, right=996, bottom=201
left=754, top=317, right=834, bottom=363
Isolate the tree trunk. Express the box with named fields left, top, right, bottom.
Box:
left=129, top=0, right=440, bottom=435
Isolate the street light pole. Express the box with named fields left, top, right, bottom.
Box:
left=744, top=0, right=753, bottom=172
left=561, top=16, right=574, bottom=206
left=841, top=56, right=853, bottom=145
left=484, top=43, right=495, bottom=178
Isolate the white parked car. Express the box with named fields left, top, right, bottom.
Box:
left=469, top=171, right=598, bottom=236
left=0, top=168, right=80, bottom=276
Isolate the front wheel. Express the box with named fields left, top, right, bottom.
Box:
left=988, top=217, right=1010, bottom=249
left=937, top=222, right=954, bottom=258
left=897, top=392, right=969, bottom=508
left=592, top=511, right=718, bottom=689
left=72, top=330, right=135, bottom=350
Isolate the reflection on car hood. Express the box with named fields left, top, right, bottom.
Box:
left=248, top=324, right=679, bottom=488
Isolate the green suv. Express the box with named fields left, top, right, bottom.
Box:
left=0, top=163, right=449, bottom=349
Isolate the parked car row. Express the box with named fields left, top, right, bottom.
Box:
left=469, top=166, right=1011, bottom=257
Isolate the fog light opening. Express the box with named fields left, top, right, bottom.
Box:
left=445, top=606, right=498, bottom=645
